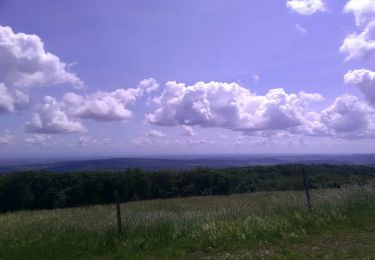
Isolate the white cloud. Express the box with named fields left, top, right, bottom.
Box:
left=24, top=134, right=55, bottom=146
left=320, top=94, right=372, bottom=135
left=0, top=25, right=83, bottom=89
left=339, top=2, right=375, bottom=139
left=344, top=69, right=375, bottom=106
left=344, top=0, right=375, bottom=26
left=0, top=25, right=83, bottom=114
left=0, top=130, right=14, bottom=144
left=282, top=94, right=375, bottom=139
left=24, top=78, right=159, bottom=134
left=145, top=130, right=166, bottom=138
left=138, top=78, right=159, bottom=94
left=25, top=96, right=86, bottom=134
left=186, top=139, right=216, bottom=146
left=63, top=88, right=140, bottom=122
left=0, top=83, right=29, bottom=113
left=147, top=81, right=324, bottom=133
left=162, top=138, right=216, bottom=146
left=340, top=20, right=375, bottom=61
left=286, top=0, right=326, bottom=15
left=132, top=137, right=152, bottom=145
left=62, top=78, right=158, bottom=122
left=78, top=136, right=111, bottom=146
left=181, top=125, right=196, bottom=136
left=298, top=91, right=325, bottom=102
left=295, top=24, right=307, bottom=34
left=147, top=80, right=375, bottom=140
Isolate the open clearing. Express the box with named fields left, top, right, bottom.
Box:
left=1, top=184, right=374, bottom=259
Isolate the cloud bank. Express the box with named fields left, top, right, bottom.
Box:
left=147, top=81, right=323, bottom=132
left=25, top=78, right=158, bottom=133
left=147, top=81, right=375, bottom=139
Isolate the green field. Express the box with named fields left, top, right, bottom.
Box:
left=1, top=183, right=374, bottom=259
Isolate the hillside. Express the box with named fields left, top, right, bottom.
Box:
left=2, top=154, right=375, bottom=173
left=1, top=184, right=374, bottom=259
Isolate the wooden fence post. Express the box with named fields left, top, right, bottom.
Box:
left=303, top=169, right=312, bottom=212
left=114, top=190, right=123, bottom=238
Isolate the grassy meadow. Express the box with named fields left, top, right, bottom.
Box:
left=0, top=183, right=374, bottom=259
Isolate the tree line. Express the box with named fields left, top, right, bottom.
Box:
left=0, top=164, right=374, bottom=212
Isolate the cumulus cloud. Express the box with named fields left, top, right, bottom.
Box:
left=146, top=80, right=375, bottom=139
left=161, top=138, right=217, bottom=146
left=0, top=25, right=83, bottom=114
left=339, top=2, right=375, bottom=140
left=344, top=0, right=375, bottom=26
left=344, top=69, right=375, bottom=106
left=24, top=134, right=55, bottom=146
left=63, top=88, right=141, bottom=122
left=78, top=136, right=111, bottom=146
left=186, top=139, right=216, bottom=146
left=181, top=125, right=196, bottom=136
left=340, top=20, right=375, bottom=61
left=286, top=0, right=326, bottom=15
left=319, top=94, right=372, bottom=135
left=132, top=137, right=152, bottom=145
left=147, top=81, right=324, bottom=133
left=252, top=95, right=374, bottom=139
left=25, top=96, right=86, bottom=134
left=0, top=83, right=29, bottom=113
left=0, top=130, right=14, bottom=144
left=145, top=130, right=166, bottom=138
left=138, top=78, right=159, bottom=94
left=0, top=25, right=83, bottom=89
left=62, top=78, right=158, bottom=122
left=24, top=78, right=159, bottom=133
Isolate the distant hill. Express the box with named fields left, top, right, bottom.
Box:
left=1, top=154, right=375, bottom=173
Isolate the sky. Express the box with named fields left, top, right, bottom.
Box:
left=0, top=0, right=375, bottom=158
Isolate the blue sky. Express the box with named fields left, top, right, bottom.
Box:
left=0, top=0, right=375, bottom=158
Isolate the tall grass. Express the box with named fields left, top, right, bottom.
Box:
left=0, top=183, right=374, bottom=259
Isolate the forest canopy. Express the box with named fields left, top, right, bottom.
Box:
left=0, top=164, right=374, bottom=212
